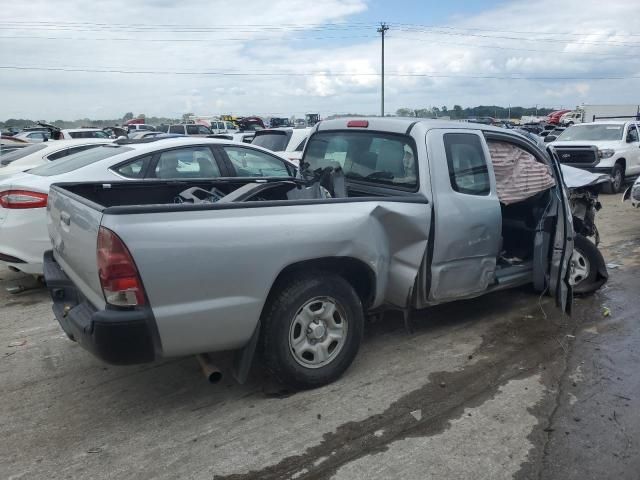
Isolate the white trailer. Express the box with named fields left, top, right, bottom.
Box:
left=561, top=105, right=640, bottom=125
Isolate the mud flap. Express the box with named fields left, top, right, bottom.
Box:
left=232, top=321, right=261, bottom=384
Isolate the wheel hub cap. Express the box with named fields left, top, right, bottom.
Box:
left=308, top=321, right=327, bottom=340
left=289, top=296, right=348, bottom=369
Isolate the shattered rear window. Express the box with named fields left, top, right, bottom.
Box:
left=304, top=131, right=417, bottom=190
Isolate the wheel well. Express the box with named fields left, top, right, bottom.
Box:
left=615, top=158, right=626, bottom=173
left=268, top=257, right=376, bottom=309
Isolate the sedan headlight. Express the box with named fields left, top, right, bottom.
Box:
left=598, top=148, right=615, bottom=159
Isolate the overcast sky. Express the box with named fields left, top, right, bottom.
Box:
left=1, top=0, right=639, bottom=120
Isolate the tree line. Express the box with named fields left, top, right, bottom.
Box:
left=395, top=105, right=555, bottom=119
left=1, top=105, right=560, bottom=130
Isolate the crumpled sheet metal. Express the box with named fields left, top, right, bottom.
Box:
left=488, top=141, right=556, bottom=205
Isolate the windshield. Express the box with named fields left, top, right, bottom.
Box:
left=304, top=131, right=418, bottom=189
left=29, top=145, right=133, bottom=176
left=556, top=124, right=624, bottom=141
left=0, top=143, right=47, bottom=166
left=251, top=132, right=288, bottom=151
left=69, top=130, right=110, bottom=139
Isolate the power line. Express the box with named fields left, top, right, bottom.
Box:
left=386, top=35, right=633, bottom=59
left=392, top=22, right=640, bottom=38
left=392, top=26, right=640, bottom=47
left=1, top=65, right=637, bottom=80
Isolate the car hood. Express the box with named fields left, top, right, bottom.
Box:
left=551, top=140, right=621, bottom=149
left=560, top=164, right=609, bottom=189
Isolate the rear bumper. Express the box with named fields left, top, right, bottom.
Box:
left=44, top=250, right=157, bottom=365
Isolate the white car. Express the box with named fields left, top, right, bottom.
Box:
left=0, top=139, right=112, bottom=178
left=13, top=131, right=51, bottom=143
left=550, top=121, right=640, bottom=193
left=58, top=128, right=111, bottom=140
left=0, top=137, right=296, bottom=275
left=251, top=127, right=311, bottom=164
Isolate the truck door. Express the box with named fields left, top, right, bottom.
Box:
left=425, top=129, right=502, bottom=301
left=547, top=150, right=574, bottom=314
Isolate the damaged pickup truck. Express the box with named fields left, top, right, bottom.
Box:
left=44, top=118, right=574, bottom=389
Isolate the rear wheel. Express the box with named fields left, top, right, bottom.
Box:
left=261, top=272, right=364, bottom=389
left=603, top=163, right=624, bottom=194
left=570, top=234, right=607, bottom=295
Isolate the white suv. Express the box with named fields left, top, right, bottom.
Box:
left=550, top=121, right=640, bottom=193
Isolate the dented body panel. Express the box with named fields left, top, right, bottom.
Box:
left=102, top=200, right=430, bottom=356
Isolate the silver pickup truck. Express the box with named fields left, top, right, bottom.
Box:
left=44, top=118, right=574, bottom=389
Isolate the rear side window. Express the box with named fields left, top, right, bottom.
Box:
left=154, top=147, right=220, bottom=179
left=29, top=146, right=133, bottom=176
left=294, top=138, right=307, bottom=152
left=304, top=131, right=417, bottom=189
left=627, top=125, right=639, bottom=142
left=46, top=144, right=101, bottom=161
left=251, top=132, right=288, bottom=152
left=112, top=155, right=151, bottom=178
left=443, top=133, right=490, bottom=195
left=169, top=125, right=184, bottom=134
left=223, top=146, right=291, bottom=177
left=68, top=131, right=109, bottom=139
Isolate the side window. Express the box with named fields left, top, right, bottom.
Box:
left=223, top=146, right=290, bottom=177
left=112, top=155, right=151, bottom=178
left=197, top=125, right=211, bottom=135
left=46, top=144, right=99, bottom=161
left=169, top=125, right=184, bottom=134
left=186, top=125, right=199, bottom=135
left=154, top=147, right=220, bottom=179
left=294, top=138, right=307, bottom=152
left=443, top=133, right=490, bottom=195
left=627, top=125, right=639, bottom=142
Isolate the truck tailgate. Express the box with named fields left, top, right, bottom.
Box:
left=47, top=186, right=106, bottom=310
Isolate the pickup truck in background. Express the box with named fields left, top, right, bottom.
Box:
left=44, top=118, right=574, bottom=389
left=550, top=121, right=640, bottom=193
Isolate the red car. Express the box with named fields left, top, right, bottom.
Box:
left=546, top=110, right=571, bottom=125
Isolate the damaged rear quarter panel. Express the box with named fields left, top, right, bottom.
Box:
left=107, top=199, right=430, bottom=357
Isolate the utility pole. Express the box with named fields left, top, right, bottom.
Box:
left=377, top=22, right=389, bottom=117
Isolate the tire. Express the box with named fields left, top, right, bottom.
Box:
left=602, top=163, right=624, bottom=194
left=571, top=234, right=607, bottom=295
left=261, top=272, right=364, bottom=389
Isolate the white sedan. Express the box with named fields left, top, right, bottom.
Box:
left=0, top=139, right=113, bottom=178
left=0, top=137, right=296, bottom=275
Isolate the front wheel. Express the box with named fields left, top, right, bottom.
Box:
left=261, top=272, right=364, bottom=389
left=570, top=234, right=608, bottom=295
left=603, top=163, right=624, bottom=194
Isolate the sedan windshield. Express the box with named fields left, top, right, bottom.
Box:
left=556, top=124, right=624, bottom=141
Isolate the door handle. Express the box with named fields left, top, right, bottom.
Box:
left=60, top=212, right=71, bottom=226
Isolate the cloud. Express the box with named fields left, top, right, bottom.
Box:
left=1, top=0, right=639, bottom=119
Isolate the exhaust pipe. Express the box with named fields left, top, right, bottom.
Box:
left=196, top=354, right=223, bottom=384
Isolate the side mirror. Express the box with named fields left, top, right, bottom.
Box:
left=544, top=135, right=557, bottom=143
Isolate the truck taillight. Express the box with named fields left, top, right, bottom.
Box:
left=0, top=190, right=48, bottom=209
left=97, top=226, right=146, bottom=307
